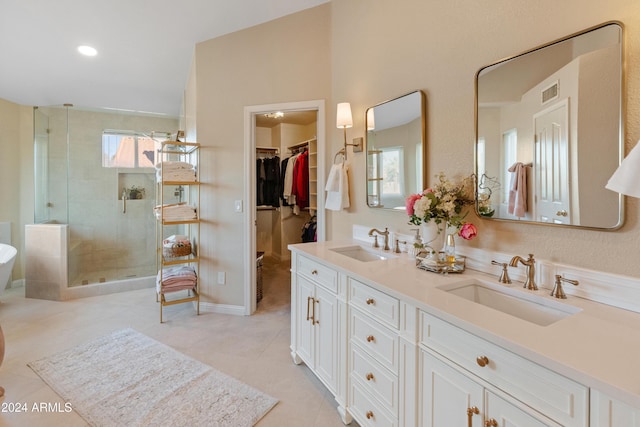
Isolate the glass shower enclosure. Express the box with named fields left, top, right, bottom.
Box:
left=33, top=105, right=179, bottom=287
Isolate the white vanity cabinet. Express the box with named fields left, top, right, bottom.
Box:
left=288, top=243, right=640, bottom=427
left=420, top=350, right=555, bottom=426
left=348, top=278, right=402, bottom=427
left=419, top=312, right=588, bottom=427
left=291, top=253, right=340, bottom=393
left=590, top=390, right=640, bottom=427
left=290, top=252, right=350, bottom=422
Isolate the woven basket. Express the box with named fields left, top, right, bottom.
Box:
left=163, top=241, right=192, bottom=258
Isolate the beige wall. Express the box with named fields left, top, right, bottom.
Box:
left=328, top=0, right=640, bottom=277
left=192, top=0, right=640, bottom=308
left=0, top=99, right=32, bottom=281
left=193, top=4, right=331, bottom=305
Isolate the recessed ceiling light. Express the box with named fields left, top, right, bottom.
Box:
left=77, top=45, right=98, bottom=57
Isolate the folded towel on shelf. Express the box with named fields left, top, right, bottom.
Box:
left=325, top=163, right=350, bottom=211
left=156, top=169, right=196, bottom=182
left=154, top=203, right=197, bottom=221
left=155, top=161, right=194, bottom=170
left=155, top=161, right=197, bottom=182
left=156, top=265, right=197, bottom=294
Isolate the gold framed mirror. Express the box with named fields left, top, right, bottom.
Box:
left=366, top=90, right=427, bottom=210
left=475, top=22, right=624, bottom=229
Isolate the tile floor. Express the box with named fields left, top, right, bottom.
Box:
left=0, top=258, right=355, bottom=427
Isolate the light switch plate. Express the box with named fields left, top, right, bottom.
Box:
left=234, top=199, right=243, bottom=213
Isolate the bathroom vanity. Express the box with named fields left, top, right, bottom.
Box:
left=289, top=240, right=640, bottom=427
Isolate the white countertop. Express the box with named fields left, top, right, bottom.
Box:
left=289, top=240, right=640, bottom=408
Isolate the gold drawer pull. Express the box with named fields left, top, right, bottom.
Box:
left=365, top=372, right=374, bottom=381
left=485, top=419, right=498, bottom=427
left=467, top=406, right=479, bottom=427
left=476, top=356, right=489, bottom=367
left=366, top=335, right=375, bottom=342
left=366, top=298, right=375, bottom=305
left=311, top=269, right=318, bottom=275
left=365, top=411, right=374, bottom=419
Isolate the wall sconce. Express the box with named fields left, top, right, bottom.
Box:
left=606, top=140, right=640, bottom=198
left=336, top=102, right=362, bottom=160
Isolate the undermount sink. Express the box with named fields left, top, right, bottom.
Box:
left=330, top=245, right=397, bottom=262
left=438, top=280, right=581, bottom=326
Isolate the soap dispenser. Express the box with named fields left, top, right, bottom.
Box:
left=408, top=228, right=422, bottom=259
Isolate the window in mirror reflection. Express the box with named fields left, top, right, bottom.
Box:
left=366, top=90, right=426, bottom=210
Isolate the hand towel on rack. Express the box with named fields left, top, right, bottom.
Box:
left=325, top=163, right=341, bottom=193
left=508, top=162, right=527, bottom=217
left=325, top=163, right=350, bottom=211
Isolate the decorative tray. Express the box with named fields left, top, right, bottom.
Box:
left=415, top=250, right=466, bottom=274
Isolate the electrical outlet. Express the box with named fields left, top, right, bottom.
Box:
left=217, top=271, right=226, bottom=285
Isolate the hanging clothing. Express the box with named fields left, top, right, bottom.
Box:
left=256, top=155, right=281, bottom=207
left=262, top=156, right=281, bottom=207
left=280, top=157, right=290, bottom=206
left=256, top=158, right=265, bottom=206
left=292, top=150, right=309, bottom=209
left=283, top=153, right=299, bottom=206
left=301, top=216, right=317, bottom=243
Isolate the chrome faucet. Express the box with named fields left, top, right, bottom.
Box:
left=368, top=227, right=390, bottom=251
left=509, top=254, right=537, bottom=290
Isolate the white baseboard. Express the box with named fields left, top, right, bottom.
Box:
left=198, top=301, right=246, bottom=316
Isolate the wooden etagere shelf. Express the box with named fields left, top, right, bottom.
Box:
left=155, top=140, right=201, bottom=323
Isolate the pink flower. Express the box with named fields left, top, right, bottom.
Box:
left=405, top=193, right=422, bottom=216
left=458, top=223, right=477, bottom=240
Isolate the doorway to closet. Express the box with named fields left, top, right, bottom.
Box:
left=244, top=100, right=326, bottom=314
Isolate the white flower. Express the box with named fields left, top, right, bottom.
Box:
left=413, top=197, right=431, bottom=219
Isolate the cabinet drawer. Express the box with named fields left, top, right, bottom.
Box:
left=351, top=344, right=399, bottom=416
left=349, top=381, right=397, bottom=427
left=351, top=309, right=399, bottom=372
left=420, top=312, right=588, bottom=427
left=297, top=255, right=337, bottom=293
left=349, top=278, right=400, bottom=329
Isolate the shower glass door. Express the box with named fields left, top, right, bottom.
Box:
left=34, top=105, right=178, bottom=287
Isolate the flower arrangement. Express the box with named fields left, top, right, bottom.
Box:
left=406, top=172, right=477, bottom=240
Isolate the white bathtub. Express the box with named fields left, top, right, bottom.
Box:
left=0, top=244, right=17, bottom=295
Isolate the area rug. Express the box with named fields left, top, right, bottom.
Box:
left=28, top=328, right=278, bottom=427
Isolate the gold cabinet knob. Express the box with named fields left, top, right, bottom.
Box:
left=476, top=356, right=489, bottom=367
left=366, top=298, right=375, bottom=305
left=485, top=419, right=498, bottom=427
left=366, top=335, right=375, bottom=342
left=311, top=269, right=318, bottom=275
left=365, top=411, right=374, bottom=419
left=365, top=372, right=374, bottom=381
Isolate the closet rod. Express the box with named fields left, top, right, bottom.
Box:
left=287, top=137, right=317, bottom=151
left=256, top=146, right=279, bottom=153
